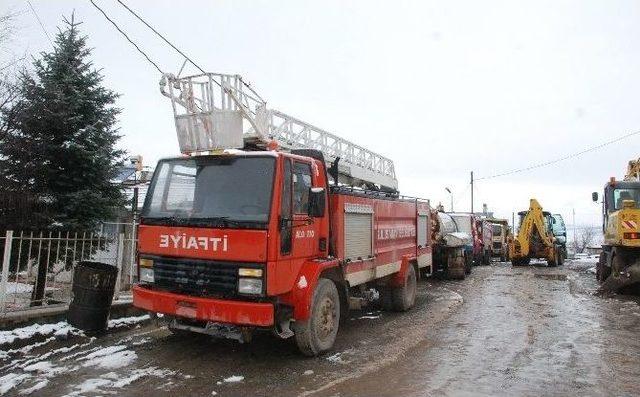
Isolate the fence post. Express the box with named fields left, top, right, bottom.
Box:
left=128, top=217, right=137, bottom=285
left=114, top=233, right=125, bottom=300
left=1, top=230, right=14, bottom=311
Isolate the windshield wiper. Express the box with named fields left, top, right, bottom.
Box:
left=141, top=215, right=265, bottom=228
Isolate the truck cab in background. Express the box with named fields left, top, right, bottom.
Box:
left=488, top=221, right=510, bottom=262
left=593, top=178, right=640, bottom=292
left=551, top=214, right=568, bottom=261
left=477, top=219, right=493, bottom=265
left=448, top=213, right=482, bottom=269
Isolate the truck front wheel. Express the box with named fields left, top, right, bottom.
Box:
left=293, top=278, right=340, bottom=356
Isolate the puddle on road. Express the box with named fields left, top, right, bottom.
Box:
left=534, top=274, right=568, bottom=281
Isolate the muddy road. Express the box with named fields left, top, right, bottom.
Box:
left=2, top=260, right=640, bottom=396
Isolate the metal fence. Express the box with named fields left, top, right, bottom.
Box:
left=0, top=228, right=137, bottom=314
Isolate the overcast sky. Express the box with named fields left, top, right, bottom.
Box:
left=3, top=0, right=640, bottom=228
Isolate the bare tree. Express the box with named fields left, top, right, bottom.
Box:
left=571, top=228, right=596, bottom=254
left=0, top=11, right=24, bottom=139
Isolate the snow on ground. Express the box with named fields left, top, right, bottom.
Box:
left=223, top=375, right=244, bottom=383
left=0, top=321, right=82, bottom=346
left=107, top=314, right=150, bottom=328
left=357, top=315, right=381, bottom=320
left=80, top=345, right=138, bottom=369
left=5, top=282, right=32, bottom=294
left=18, top=379, right=48, bottom=395
left=0, top=314, right=150, bottom=347
left=0, top=373, right=30, bottom=395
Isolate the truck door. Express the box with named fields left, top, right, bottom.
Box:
left=278, top=159, right=319, bottom=261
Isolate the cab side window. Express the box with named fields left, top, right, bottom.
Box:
left=293, top=162, right=312, bottom=214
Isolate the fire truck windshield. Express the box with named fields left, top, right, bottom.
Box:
left=141, top=156, right=275, bottom=228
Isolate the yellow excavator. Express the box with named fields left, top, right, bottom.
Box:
left=592, top=158, right=640, bottom=292
left=509, top=199, right=563, bottom=267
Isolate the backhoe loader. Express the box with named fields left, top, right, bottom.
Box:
left=509, top=199, right=563, bottom=267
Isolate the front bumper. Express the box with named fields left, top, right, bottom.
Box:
left=133, top=285, right=275, bottom=327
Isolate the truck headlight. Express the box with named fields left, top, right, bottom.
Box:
left=238, top=278, right=262, bottom=295
left=140, top=267, right=154, bottom=283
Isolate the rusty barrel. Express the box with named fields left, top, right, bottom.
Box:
left=67, top=261, right=118, bottom=333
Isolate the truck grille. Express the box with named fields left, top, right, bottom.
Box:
left=151, top=256, right=261, bottom=297
left=493, top=242, right=502, bottom=250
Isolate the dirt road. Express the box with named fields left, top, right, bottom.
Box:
left=2, top=260, right=639, bottom=396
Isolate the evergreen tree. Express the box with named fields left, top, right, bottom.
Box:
left=0, top=14, right=124, bottom=231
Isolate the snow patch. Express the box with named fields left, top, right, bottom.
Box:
left=303, top=370, right=314, bottom=375
left=80, top=346, right=137, bottom=369
left=0, top=321, right=82, bottom=346
left=223, top=375, right=244, bottom=383
left=19, top=379, right=49, bottom=395
left=107, top=314, right=150, bottom=328
left=5, top=282, right=32, bottom=294
left=326, top=352, right=345, bottom=364
left=0, top=373, right=31, bottom=395
left=358, top=315, right=381, bottom=320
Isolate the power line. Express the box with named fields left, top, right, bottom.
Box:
left=26, top=0, right=53, bottom=46
left=114, top=0, right=205, bottom=74
left=88, top=0, right=164, bottom=74
left=476, top=130, right=640, bottom=180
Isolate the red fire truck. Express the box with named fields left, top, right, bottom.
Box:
left=132, top=73, right=433, bottom=355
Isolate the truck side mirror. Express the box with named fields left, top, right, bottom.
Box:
left=308, top=187, right=325, bottom=217
left=592, top=192, right=598, bottom=202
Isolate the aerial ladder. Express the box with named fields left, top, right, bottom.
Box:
left=159, top=72, right=397, bottom=192
left=509, top=199, right=563, bottom=267
left=592, top=158, right=640, bottom=292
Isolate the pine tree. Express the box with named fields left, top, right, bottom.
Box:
left=0, top=14, right=124, bottom=231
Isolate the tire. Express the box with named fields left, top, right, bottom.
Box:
left=611, top=252, right=627, bottom=280
left=548, top=248, right=559, bottom=267
left=293, top=278, right=340, bottom=356
left=465, top=253, right=472, bottom=274
left=391, top=265, right=417, bottom=311
left=446, top=255, right=466, bottom=280
left=596, top=252, right=610, bottom=283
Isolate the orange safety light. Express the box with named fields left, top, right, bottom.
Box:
left=267, top=140, right=279, bottom=151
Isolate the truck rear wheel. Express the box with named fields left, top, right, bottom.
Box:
left=596, top=252, right=610, bottom=283
left=391, top=265, right=417, bottom=311
left=293, top=278, right=340, bottom=356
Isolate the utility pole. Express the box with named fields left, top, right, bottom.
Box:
left=445, top=187, right=453, bottom=212
left=512, top=211, right=515, bottom=232
left=572, top=208, right=577, bottom=253
left=470, top=171, right=474, bottom=214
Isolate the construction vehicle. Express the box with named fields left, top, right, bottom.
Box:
left=551, top=214, right=568, bottom=261
left=509, top=199, right=564, bottom=267
left=488, top=219, right=510, bottom=261
left=132, top=72, right=433, bottom=356
left=592, top=158, right=640, bottom=292
left=448, top=213, right=481, bottom=270
left=431, top=211, right=468, bottom=279
left=477, top=219, right=494, bottom=265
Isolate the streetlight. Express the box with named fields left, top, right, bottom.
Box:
left=445, top=187, right=453, bottom=212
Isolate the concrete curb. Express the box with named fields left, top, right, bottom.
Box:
left=0, top=299, right=145, bottom=331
